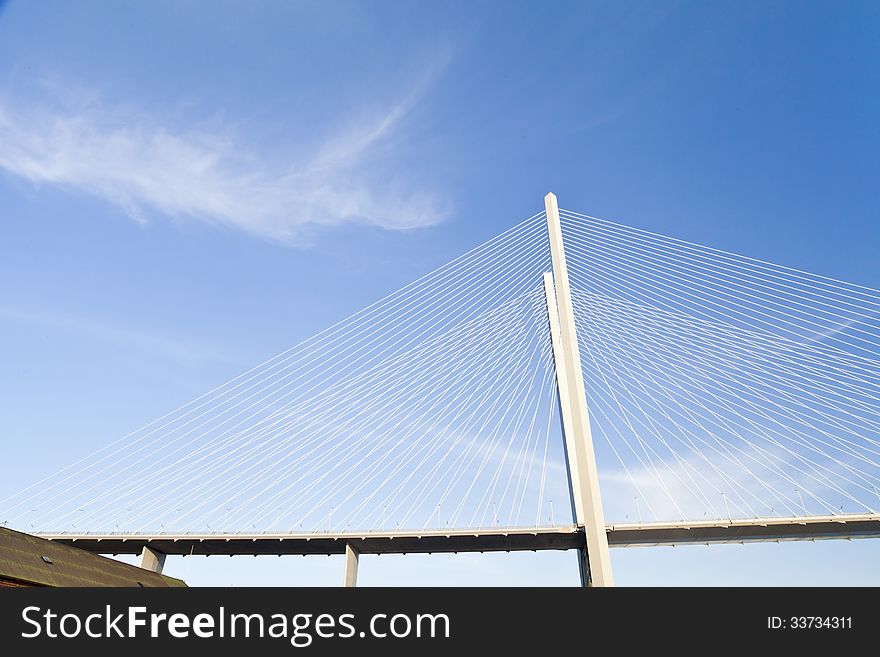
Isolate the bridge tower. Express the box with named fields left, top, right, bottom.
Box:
left=543, top=193, right=614, bottom=587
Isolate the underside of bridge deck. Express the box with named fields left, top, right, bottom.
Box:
left=38, top=513, right=880, bottom=557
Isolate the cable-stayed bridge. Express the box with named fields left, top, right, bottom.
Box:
left=3, top=194, right=879, bottom=586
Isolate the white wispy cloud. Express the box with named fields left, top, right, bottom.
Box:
left=0, top=70, right=449, bottom=243
left=596, top=439, right=867, bottom=523
left=0, top=306, right=244, bottom=368
left=801, top=315, right=869, bottom=347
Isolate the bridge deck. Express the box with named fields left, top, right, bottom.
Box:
left=37, top=513, right=880, bottom=556
left=607, top=513, right=880, bottom=547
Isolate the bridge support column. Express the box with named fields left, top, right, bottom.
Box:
left=343, top=543, right=359, bottom=587
left=577, top=548, right=591, bottom=587
left=138, top=546, right=166, bottom=574
left=543, top=192, right=614, bottom=587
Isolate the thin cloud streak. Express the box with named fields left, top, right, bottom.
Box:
left=0, top=72, right=449, bottom=244
left=0, top=306, right=245, bottom=369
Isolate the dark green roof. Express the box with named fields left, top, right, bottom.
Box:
left=0, top=527, right=185, bottom=587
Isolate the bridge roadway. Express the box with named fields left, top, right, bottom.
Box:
left=38, top=513, right=880, bottom=556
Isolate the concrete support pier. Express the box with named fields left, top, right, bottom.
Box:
left=138, top=545, right=167, bottom=573
left=343, top=543, right=359, bottom=587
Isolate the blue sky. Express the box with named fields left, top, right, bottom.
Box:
left=0, top=1, right=878, bottom=585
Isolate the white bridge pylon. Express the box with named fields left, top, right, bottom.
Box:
left=543, top=192, right=613, bottom=586
left=3, top=193, right=880, bottom=587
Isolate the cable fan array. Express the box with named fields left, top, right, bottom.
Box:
left=561, top=209, right=880, bottom=522
left=2, top=212, right=570, bottom=534
left=1, top=204, right=878, bottom=535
